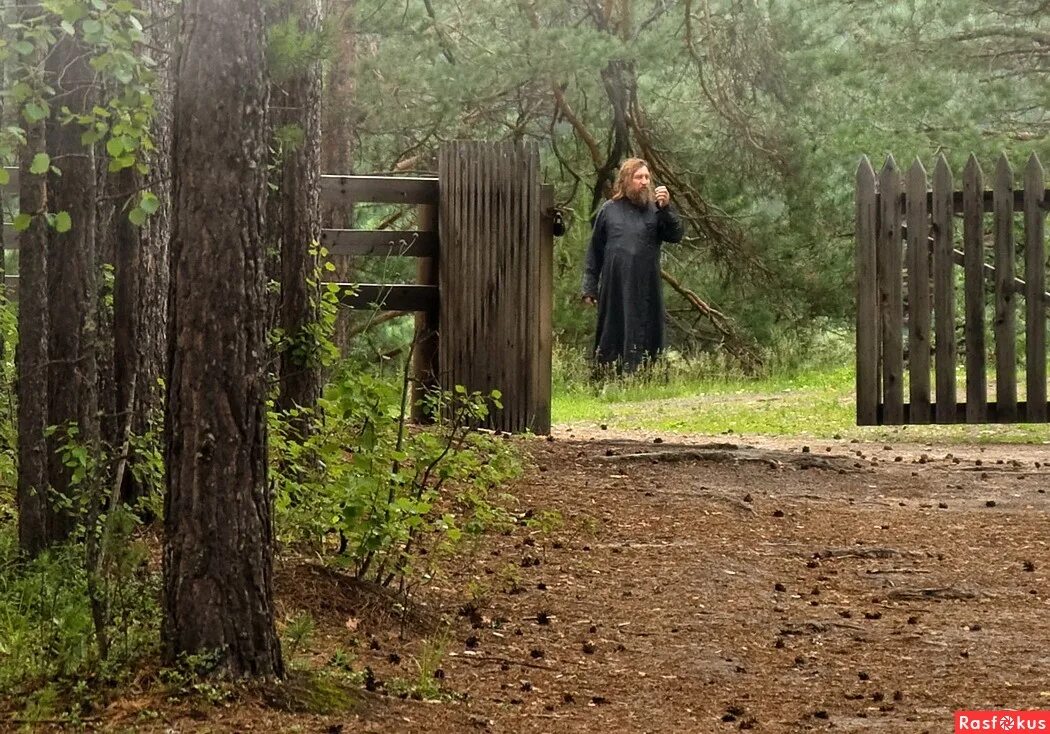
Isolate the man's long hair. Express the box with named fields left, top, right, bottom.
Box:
left=610, top=157, right=652, bottom=205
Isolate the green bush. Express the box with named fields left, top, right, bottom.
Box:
left=0, top=528, right=160, bottom=705
left=270, top=366, right=521, bottom=587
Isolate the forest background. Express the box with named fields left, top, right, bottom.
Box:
left=337, top=0, right=1050, bottom=373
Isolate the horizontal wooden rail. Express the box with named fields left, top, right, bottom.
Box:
left=878, top=401, right=1050, bottom=424
left=320, top=175, right=438, bottom=205
left=899, top=224, right=1050, bottom=305
left=2, top=168, right=446, bottom=208
left=3, top=224, right=443, bottom=257
left=2, top=277, right=442, bottom=313
left=336, top=283, right=438, bottom=312
left=877, top=188, right=1050, bottom=214
left=6, top=169, right=441, bottom=213
left=947, top=247, right=1050, bottom=304
left=320, top=229, right=437, bottom=257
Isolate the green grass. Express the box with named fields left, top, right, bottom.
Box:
left=552, top=363, right=1050, bottom=445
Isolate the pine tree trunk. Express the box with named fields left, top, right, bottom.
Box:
left=275, top=0, right=323, bottom=421
left=164, top=0, right=283, bottom=677
left=16, top=111, right=51, bottom=556
left=321, top=8, right=357, bottom=355
left=95, top=164, right=118, bottom=457
left=45, top=33, right=99, bottom=536
left=113, top=0, right=175, bottom=506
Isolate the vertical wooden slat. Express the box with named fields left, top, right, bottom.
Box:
left=932, top=154, right=956, bottom=423
left=455, top=144, right=467, bottom=400
left=521, top=144, right=532, bottom=432
left=878, top=156, right=904, bottom=423
left=444, top=144, right=456, bottom=399
left=963, top=155, right=987, bottom=423
left=469, top=142, right=482, bottom=413
left=535, top=183, right=554, bottom=434
left=482, top=142, right=493, bottom=421
left=855, top=157, right=879, bottom=425
left=993, top=153, right=1017, bottom=422
left=508, top=142, right=523, bottom=432
left=455, top=145, right=466, bottom=399
left=494, top=143, right=510, bottom=431
left=525, top=146, right=544, bottom=432
left=473, top=143, right=485, bottom=421
left=525, top=143, right=540, bottom=431
left=411, top=203, right=440, bottom=422
left=455, top=144, right=469, bottom=402
left=1024, top=153, right=1046, bottom=421
left=485, top=141, right=501, bottom=430
left=906, top=158, right=931, bottom=423
left=508, top=143, right=519, bottom=432
left=493, top=143, right=508, bottom=431
left=438, top=147, right=451, bottom=398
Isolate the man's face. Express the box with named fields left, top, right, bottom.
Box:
left=629, top=166, right=651, bottom=196
left=626, top=166, right=652, bottom=205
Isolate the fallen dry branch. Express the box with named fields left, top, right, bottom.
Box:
left=596, top=447, right=862, bottom=473
left=599, top=449, right=776, bottom=467
left=864, top=568, right=932, bottom=575
left=959, top=466, right=1043, bottom=473
left=660, top=269, right=762, bottom=370
left=348, top=309, right=410, bottom=338
left=886, top=587, right=979, bottom=602
left=819, top=547, right=905, bottom=560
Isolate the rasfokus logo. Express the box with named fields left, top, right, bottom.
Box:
left=956, top=711, right=1050, bottom=732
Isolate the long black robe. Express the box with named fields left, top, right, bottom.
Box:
left=581, top=198, right=684, bottom=371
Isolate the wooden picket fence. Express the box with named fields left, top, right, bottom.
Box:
left=856, top=152, right=1049, bottom=425
left=1, top=140, right=555, bottom=434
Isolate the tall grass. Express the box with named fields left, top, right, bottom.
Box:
left=551, top=333, right=1050, bottom=444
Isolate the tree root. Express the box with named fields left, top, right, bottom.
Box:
left=596, top=447, right=862, bottom=473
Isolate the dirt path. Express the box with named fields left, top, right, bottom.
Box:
left=113, top=432, right=1049, bottom=733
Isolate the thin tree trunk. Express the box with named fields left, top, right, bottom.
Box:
left=275, top=0, right=324, bottom=422
left=111, top=164, right=142, bottom=463
left=164, top=0, right=283, bottom=677
left=114, top=0, right=175, bottom=507
left=45, top=32, right=100, bottom=537
left=96, top=158, right=118, bottom=456
left=321, top=8, right=357, bottom=355
left=16, top=84, right=51, bottom=556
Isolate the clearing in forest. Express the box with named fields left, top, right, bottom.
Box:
left=117, top=416, right=1048, bottom=734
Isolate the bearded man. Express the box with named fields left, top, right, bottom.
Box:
left=581, top=158, right=684, bottom=373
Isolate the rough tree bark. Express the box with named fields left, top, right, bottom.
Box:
left=274, top=0, right=323, bottom=422
left=45, top=32, right=99, bottom=537
left=15, top=56, right=51, bottom=555
left=164, top=0, right=283, bottom=677
left=321, top=6, right=358, bottom=356
left=113, top=0, right=175, bottom=506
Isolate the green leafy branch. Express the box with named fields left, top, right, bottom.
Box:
left=0, top=0, right=160, bottom=230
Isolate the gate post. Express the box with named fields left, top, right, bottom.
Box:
left=411, top=202, right=439, bottom=422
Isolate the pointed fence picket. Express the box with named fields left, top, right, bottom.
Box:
left=856, top=152, right=1050, bottom=424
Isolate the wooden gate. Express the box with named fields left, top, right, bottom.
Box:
left=856, top=152, right=1049, bottom=425
left=2, top=139, right=555, bottom=434
left=438, top=141, right=553, bottom=434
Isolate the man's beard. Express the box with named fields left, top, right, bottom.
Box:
left=626, top=186, right=652, bottom=206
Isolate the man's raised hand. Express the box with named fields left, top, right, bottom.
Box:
left=655, top=185, right=670, bottom=208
